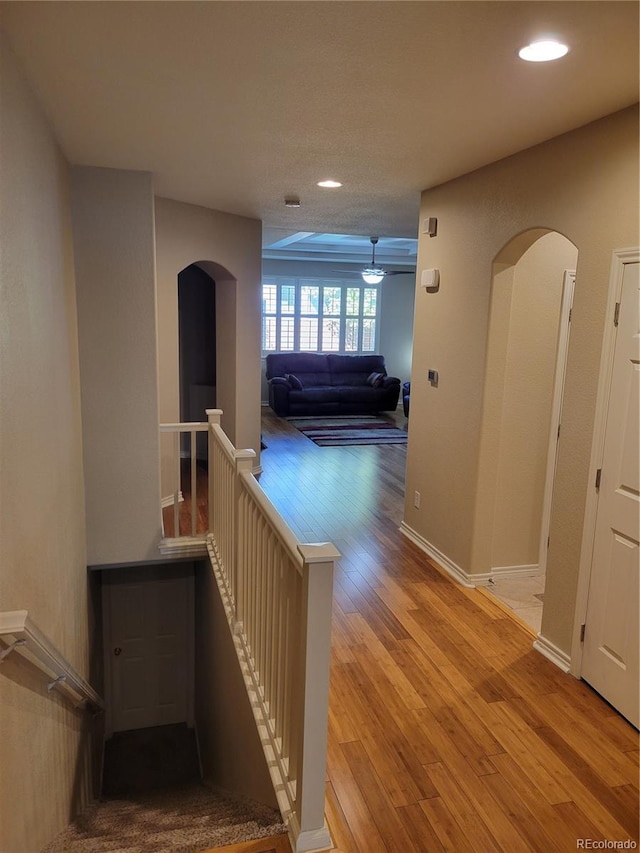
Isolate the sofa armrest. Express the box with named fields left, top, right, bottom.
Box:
left=270, top=376, right=291, bottom=387
left=382, top=375, right=401, bottom=389
left=268, top=376, right=291, bottom=416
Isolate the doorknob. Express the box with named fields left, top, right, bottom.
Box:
left=114, top=647, right=122, bottom=656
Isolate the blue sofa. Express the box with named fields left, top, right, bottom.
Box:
left=266, top=353, right=401, bottom=417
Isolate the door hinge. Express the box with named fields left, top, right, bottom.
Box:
left=568, top=308, right=572, bottom=323
left=557, top=423, right=561, bottom=439
left=580, top=623, right=586, bottom=643
left=547, top=536, right=550, bottom=550
left=613, top=301, right=620, bottom=326
left=595, top=468, right=602, bottom=490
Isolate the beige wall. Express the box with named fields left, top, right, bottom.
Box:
left=491, top=232, right=578, bottom=569
left=0, top=33, right=94, bottom=852
left=405, top=106, right=639, bottom=654
left=154, top=198, right=262, bottom=484
left=71, top=166, right=162, bottom=566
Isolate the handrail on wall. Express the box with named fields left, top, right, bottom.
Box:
left=0, top=610, right=104, bottom=712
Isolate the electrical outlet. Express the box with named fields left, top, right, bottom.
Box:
left=413, top=490, right=421, bottom=508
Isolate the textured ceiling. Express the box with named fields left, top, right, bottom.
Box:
left=2, top=1, right=638, bottom=243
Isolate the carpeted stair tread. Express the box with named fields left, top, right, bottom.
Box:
left=41, top=782, right=287, bottom=853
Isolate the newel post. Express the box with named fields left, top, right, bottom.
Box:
left=206, top=409, right=223, bottom=533
left=234, top=450, right=257, bottom=622
left=292, top=542, right=340, bottom=853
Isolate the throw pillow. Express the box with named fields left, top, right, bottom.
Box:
left=366, top=371, right=385, bottom=388
left=285, top=373, right=303, bottom=390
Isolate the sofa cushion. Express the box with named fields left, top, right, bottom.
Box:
left=290, top=386, right=340, bottom=404
left=335, top=385, right=385, bottom=404
left=266, top=352, right=329, bottom=380
left=327, top=353, right=386, bottom=377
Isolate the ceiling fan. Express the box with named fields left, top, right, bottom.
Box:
left=337, top=237, right=416, bottom=284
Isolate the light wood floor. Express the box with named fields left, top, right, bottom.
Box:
left=162, top=459, right=209, bottom=538
left=257, top=409, right=639, bottom=853
left=204, top=834, right=292, bottom=853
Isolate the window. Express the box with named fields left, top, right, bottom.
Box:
left=262, top=277, right=380, bottom=354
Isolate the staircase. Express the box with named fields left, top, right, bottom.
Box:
left=41, top=724, right=287, bottom=853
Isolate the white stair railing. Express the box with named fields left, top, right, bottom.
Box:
left=206, top=409, right=338, bottom=853
left=0, top=610, right=104, bottom=711
left=159, top=421, right=209, bottom=554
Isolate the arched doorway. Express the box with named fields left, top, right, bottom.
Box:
left=178, top=264, right=216, bottom=459
left=480, top=229, right=578, bottom=630
left=159, top=258, right=238, bottom=519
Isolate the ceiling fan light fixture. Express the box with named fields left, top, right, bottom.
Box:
left=518, top=39, right=569, bottom=62
left=362, top=269, right=385, bottom=285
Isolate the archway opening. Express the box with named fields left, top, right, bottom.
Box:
left=481, top=229, right=578, bottom=631
left=178, top=264, right=216, bottom=433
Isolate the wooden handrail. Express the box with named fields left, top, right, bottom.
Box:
left=0, top=610, right=104, bottom=711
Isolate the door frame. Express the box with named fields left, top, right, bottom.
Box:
left=102, top=564, right=195, bottom=737
left=538, top=270, right=575, bottom=576
left=571, top=247, right=640, bottom=675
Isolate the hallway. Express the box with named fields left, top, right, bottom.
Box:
left=258, top=410, right=639, bottom=852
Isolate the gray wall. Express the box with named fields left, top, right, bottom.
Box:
left=71, top=166, right=162, bottom=566
left=0, top=32, right=94, bottom=853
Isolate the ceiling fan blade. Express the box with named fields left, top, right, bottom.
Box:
left=332, top=267, right=415, bottom=276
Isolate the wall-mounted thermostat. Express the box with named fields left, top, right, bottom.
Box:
left=421, top=269, right=440, bottom=292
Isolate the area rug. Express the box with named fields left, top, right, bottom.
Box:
left=288, top=416, right=408, bottom=446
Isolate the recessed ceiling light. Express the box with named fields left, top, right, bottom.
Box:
left=518, top=40, right=569, bottom=62
left=317, top=180, right=342, bottom=188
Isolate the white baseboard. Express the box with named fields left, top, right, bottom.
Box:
left=399, top=522, right=492, bottom=588
left=158, top=535, right=208, bottom=558
left=491, top=563, right=541, bottom=579
left=533, top=632, right=571, bottom=673
left=161, top=491, right=184, bottom=509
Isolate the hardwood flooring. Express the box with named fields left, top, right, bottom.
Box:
left=203, top=835, right=292, bottom=853
left=162, top=459, right=209, bottom=538
left=257, top=409, right=639, bottom=853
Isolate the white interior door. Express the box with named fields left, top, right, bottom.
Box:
left=104, top=566, right=193, bottom=733
left=582, top=258, right=639, bottom=727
